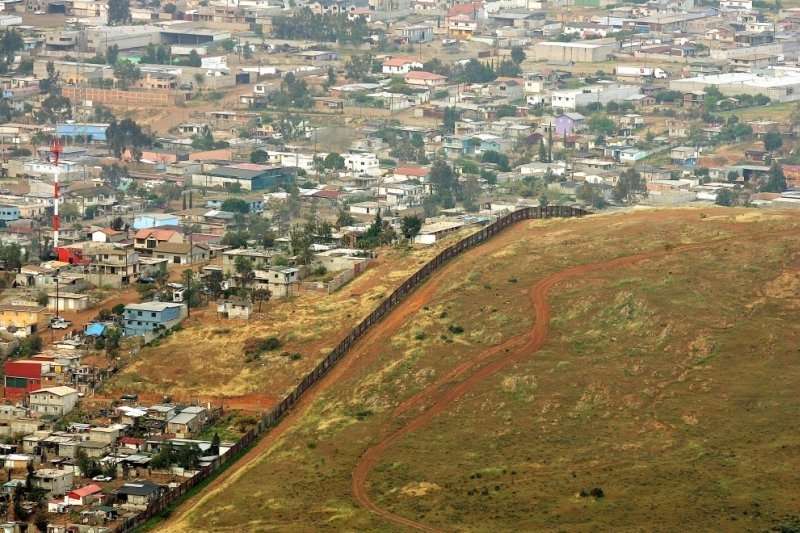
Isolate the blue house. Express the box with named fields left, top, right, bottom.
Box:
left=0, top=205, right=19, bottom=223
left=442, top=135, right=475, bottom=158
left=123, top=302, right=185, bottom=336
left=133, top=213, right=180, bottom=230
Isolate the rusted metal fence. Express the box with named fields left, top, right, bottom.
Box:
left=115, top=206, right=587, bottom=532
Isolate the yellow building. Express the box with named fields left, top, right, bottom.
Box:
left=0, top=304, right=46, bottom=335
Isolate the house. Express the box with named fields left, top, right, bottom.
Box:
left=447, top=14, right=478, bottom=39
left=378, top=183, right=424, bottom=207
left=48, top=292, right=90, bottom=313
left=554, top=113, right=586, bottom=135
left=671, top=146, right=699, bottom=166
left=122, top=302, right=186, bottom=336
left=264, top=267, right=300, bottom=298
left=404, top=71, right=448, bottom=87
left=166, top=406, right=209, bottom=438
left=67, top=186, right=117, bottom=215
left=134, top=228, right=183, bottom=255
left=414, top=220, right=466, bottom=244
left=91, top=228, right=126, bottom=243
left=192, top=164, right=294, bottom=191
left=216, top=298, right=252, bottom=319
left=88, top=426, right=119, bottom=445
left=400, top=24, right=434, bottom=43
left=153, top=242, right=210, bottom=265
left=4, top=359, right=49, bottom=400
left=222, top=249, right=276, bottom=275
left=0, top=204, right=19, bottom=223
left=343, top=153, right=381, bottom=177
left=86, top=246, right=140, bottom=287
left=683, top=91, right=707, bottom=107
left=64, top=484, right=104, bottom=506
left=382, top=57, right=423, bottom=75
left=442, top=135, right=475, bottom=158
left=32, top=469, right=74, bottom=497
left=0, top=304, right=45, bottom=335
left=488, top=78, right=523, bottom=101
left=116, top=480, right=162, bottom=509
left=29, top=386, right=80, bottom=417
left=133, top=213, right=180, bottom=230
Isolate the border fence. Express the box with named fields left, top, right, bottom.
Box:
left=115, top=205, right=588, bottom=531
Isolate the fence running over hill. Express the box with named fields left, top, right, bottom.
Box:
left=114, top=205, right=588, bottom=531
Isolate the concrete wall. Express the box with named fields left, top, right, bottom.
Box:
left=62, top=86, right=185, bottom=107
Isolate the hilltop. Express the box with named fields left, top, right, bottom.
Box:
left=161, top=208, right=800, bottom=532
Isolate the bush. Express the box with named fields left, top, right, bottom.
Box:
left=414, top=332, right=427, bottom=340
left=448, top=325, right=464, bottom=334
left=312, top=265, right=327, bottom=276
left=111, top=303, right=126, bottom=315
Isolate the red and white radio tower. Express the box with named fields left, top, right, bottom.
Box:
left=50, top=137, right=62, bottom=249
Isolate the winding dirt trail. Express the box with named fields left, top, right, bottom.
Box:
left=350, top=230, right=786, bottom=532
left=160, top=226, right=526, bottom=531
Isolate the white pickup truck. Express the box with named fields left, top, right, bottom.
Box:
left=49, top=317, right=72, bottom=329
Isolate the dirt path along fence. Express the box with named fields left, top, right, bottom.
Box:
left=114, top=205, right=588, bottom=532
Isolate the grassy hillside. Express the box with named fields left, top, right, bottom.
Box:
left=163, top=208, right=800, bottom=532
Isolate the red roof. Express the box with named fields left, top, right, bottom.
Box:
left=404, top=71, right=447, bottom=81
left=383, top=57, right=418, bottom=67
left=134, top=228, right=180, bottom=241
left=395, top=166, right=430, bottom=177
left=448, top=2, right=482, bottom=17
left=119, top=437, right=146, bottom=445
left=69, top=484, right=102, bottom=498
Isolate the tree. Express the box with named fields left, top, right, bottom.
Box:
left=482, top=150, right=510, bottom=172
left=234, top=256, right=255, bottom=291
left=336, top=209, right=355, bottom=228
left=429, top=160, right=459, bottom=209
left=442, top=106, right=460, bottom=134
left=510, top=45, right=526, bottom=65
left=188, top=49, right=202, bottom=68
left=577, top=182, right=608, bottom=209
left=762, top=163, right=787, bottom=193
left=221, top=198, right=249, bottom=213
left=113, top=60, right=141, bottom=90
left=106, top=44, right=119, bottom=65
left=108, top=0, right=131, bottom=25
left=763, top=131, right=783, bottom=152
left=110, top=216, right=125, bottom=231
left=587, top=115, right=616, bottom=136
left=251, top=288, right=271, bottom=312
left=250, top=149, right=269, bottom=164
left=106, top=118, right=150, bottom=160
left=163, top=2, right=177, bottom=13
left=400, top=215, right=423, bottom=239
left=323, top=152, right=345, bottom=170
left=538, top=139, right=548, bottom=163
left=210, top=432, right=221, bottom=455
left=325, top=65, right=336, bottom=90
left=612, top=168, right=647, bottom=205
left=715, top=188, right=734, bottom=206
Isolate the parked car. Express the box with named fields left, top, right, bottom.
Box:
left=49, top=317, right=72, bottom=329
left=120, top=393, right=138, bottom=401
left=33, top=9, right=45, bottom=14
left=92, top=475, right=112, bottom=482
left=138, top=276, right=155, bottom=284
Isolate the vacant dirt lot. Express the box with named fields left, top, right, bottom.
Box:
left=160, top=207, right=800, bottom=532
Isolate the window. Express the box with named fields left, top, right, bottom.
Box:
left=137, top=311, right=142, bottom=317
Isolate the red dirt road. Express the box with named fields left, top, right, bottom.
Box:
left=160, top=226, right=528, bottom=531
left=349, top=230, right=788, bottom=532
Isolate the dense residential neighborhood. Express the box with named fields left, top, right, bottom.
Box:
left=0, top=0, right=794, bottom=528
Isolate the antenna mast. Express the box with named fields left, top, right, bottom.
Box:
left=50, top=137, right=62, bottom=249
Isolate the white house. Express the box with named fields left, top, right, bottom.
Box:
left=382, top=57, right=423, bottom=75
left=29, top=386, right=80, bottom=417
left=343, top=153, right=381, bottom=176
left=720, top=0, right=752, bottom=10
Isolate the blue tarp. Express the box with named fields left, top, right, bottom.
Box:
left=85, top=323, right=106, bottom=336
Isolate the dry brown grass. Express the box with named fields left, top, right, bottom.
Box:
left=163, top=207, right=800, bottom=532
